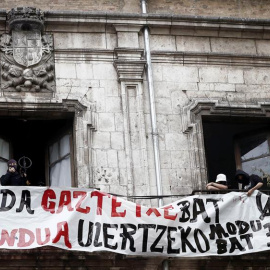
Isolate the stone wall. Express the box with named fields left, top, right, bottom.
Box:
left=148, top=21, right=270, bottom=202
left=1, top=1, right=270, bottom=18
left=1, top=4, right=270, bottom=270
left=148, top=0, right=270, bottom=19
left=0, top=0, right=140, bottom=13
left=1, top=8, right=270, bottom=205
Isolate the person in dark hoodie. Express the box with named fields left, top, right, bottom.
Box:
left=0, top=159, right=29, bottom=186
left=235, top=169, right=263, bottom=196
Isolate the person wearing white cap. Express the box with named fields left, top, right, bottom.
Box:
left=206, top=173, right=228, bottom=190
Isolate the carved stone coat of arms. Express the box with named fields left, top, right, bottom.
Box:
left=13, top=30, right=42, bottom=67
left=0, top=7, right=55, bottom=92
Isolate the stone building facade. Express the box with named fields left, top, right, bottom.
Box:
left=0, top=1, right=270, bottom=269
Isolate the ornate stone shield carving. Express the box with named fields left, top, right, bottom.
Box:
left=12, top=30, right=42, bottom=67
left=0, top=7, right=55, bottom=93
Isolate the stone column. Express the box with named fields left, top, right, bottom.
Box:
left=114, top=47, right=150, bottom=199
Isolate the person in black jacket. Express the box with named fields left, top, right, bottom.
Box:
left=235, top=169, right=263, bottom=196
left=0, top=159, right=28, bottom=186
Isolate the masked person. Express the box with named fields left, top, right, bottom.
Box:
left=0, top=159, right=30, bottom=186
left=235, top=169, right=263, bottom=196
left=206, top=173, right=228, bottom=190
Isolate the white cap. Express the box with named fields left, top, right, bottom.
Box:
left=215, top=174, right=226, bottom=182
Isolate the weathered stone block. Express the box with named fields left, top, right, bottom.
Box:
left=54, top=33, right=106, bottom=49
left=162, top=66, right=199, bottom=83
left=55, top=63, right=77, bottom=79
left=95, top=149, right=108, bottom=167
left=105, top=33, right=117, bottom=49
left=106, top=97, right=121, bottom=113
left=111, top=132, right=125, bottom=150
left=75, top=63, right=94, bottom=80
left=244, top=68, right=270, bottom=85
left=109, top=184, right=127, bottom=196
left=152, top=63, right=163, bottom=82
left=146, top=137, right=155, bottom=169
left=150, top=35, right=176, bottom=51
left=214, top=83, right=236, bottom=92
left=171, top=151, right=190, bottom=169
left=100, top=80, right=120, bottom=96
left=168, top=114, right=182, bottom=133
left=92, top=131, right=111, bottom=149
left=198, top=83, right=235, bottom=92
left=77, top=165, right=90, bottom=188
left=117, top=32, right=139, bottom=48
left=256, top=40, right=270, bottom=56
left=156, top=98, right=172, bottom=114
left=93, top=63, right=117, bottom=80
left=160, top=150, right=172, bottom=169
left=210, top=37, right=257, bottom=55
left=57, top=78, right=99, bottom=88
left=94, top=167, right=119, bottom=185
left=114, top=113, right=124, bottom=132
left=218, top=30, right=242, bottom=38
left=98, top=113, right=115, bottom=131
left=176, top=36, right=211, bottom=53
left=228, top=69, right=244, bottom=84
left=132, top=150, right=142, bottom=167
left=235, top=84, right=268, bottom=93
left=107, top=149, right=118, bottom=167
left=154, top=82, right=174, bottom=98
left=128, top=96, right=138, bottom=113
left=119, top=168, right=128, bottom=185
left=135, top=185, right=151, bottom=199
left=118, top=150, right=127, bottom=169
left=158, top=133, right=166, bottom=151
left=165, top=133, right=188, bottom=151
left=171, top=90, right=190, bottom=112
left=157, top=114, right=169, bottom=133
left=199, top=67, right=227, bottom=83
left=89, top=87, right=106, bottom=112
left=133, top=167, right=146, bottom=186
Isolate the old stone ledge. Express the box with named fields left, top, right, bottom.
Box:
left=0, top=9, right=270, bottom=32
left=151, top=51, right=270, bottom=67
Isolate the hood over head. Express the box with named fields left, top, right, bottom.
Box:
left=235, top=169, right=250, bottom=185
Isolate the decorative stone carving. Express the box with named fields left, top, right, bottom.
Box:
left=0, top=7, right=55, bottom=92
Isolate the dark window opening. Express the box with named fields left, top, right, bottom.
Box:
left=202, top=116, right=270, bottom=189
left=0, top=116, right=74, bottom=186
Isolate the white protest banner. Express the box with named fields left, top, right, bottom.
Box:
left=0, top=186, right=270, bottom=257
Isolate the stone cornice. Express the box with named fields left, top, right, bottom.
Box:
left=182, top=99, right=270, bottom=134
left=44, top=12, right=270, bottom=32
left=151, top=51, right=270, bottom=67
left=114, top=60, right=146, bottom=82
left=0, top=99, right=87, bottom=118
left=54, top=49, right=115, bottom=62
left=0, top=9, right=269, bottom=33
left=113, top=48, right=146, bottom=82
left=43, top=11, right=270, bottom=26
left=54, top=48, right=270, bottom=67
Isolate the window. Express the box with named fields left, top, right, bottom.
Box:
left=202, top=116, right=270, bottom=189
left=49, top=133, right=73, bottom=187
left=0, top=137, right=10, bottom=176
left=235, top=131, right=270, bottom=189
left=0, top=117, right=74, bottom=187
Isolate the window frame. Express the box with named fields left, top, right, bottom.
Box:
left=46, top=127, right=75, bottom=187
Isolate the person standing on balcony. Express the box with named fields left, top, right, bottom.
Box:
left=0, top=159, right=30, bottom=186
left=235, top=169, right=263, bottom=196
